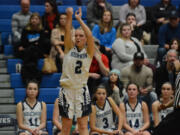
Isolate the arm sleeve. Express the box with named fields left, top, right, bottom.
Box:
left=137, top=6, right=146, bottom=26
left=51, top=29, right=60, bottom=45
left=92, top=25, right=99, bottom=39
left=12, top=14, right=21, bottom=41
left=108, top=28, right=116, bottom=48
left=111, top=87, right=121, bottom=105
left=20, top=29, right=27, bottom=48
left=146, top=68, right=153, bottom=91
left=121, top=68, right=130, bottom=89
left=119, top=5, right=127, bottom=23
left=102, top=54, right=109, bottom=69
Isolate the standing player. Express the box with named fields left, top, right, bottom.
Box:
left=152, top=72, right=180, bottom=135
left=89, top=85, right=124, bottom=135
left=120, top=83, right=150, bottom=135
left=58, top=7, right=94, bottom=135
left=16, top=80, right=48, bottom=135
left=152, top=82, right=174, bottom=127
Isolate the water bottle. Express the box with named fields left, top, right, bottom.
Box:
left=16, top=63, right=22, bottom=73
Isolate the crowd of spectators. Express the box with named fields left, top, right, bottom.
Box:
left=6, top=0, right=180, bottom=134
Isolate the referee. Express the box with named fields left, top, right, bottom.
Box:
left=152, top=72, right=180, bottom=135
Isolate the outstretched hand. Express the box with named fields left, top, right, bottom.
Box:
left=66, top=7, right=73, bottom=15
left=75, top=8, right=82, bottom=21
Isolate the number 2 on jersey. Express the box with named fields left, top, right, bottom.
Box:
left=75, top=60, right=82, bottom=74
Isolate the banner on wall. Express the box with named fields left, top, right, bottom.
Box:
left=0, top=115, right=16, bottom=128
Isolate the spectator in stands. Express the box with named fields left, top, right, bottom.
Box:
left=170, top=38, right=180, bottom=52
left=120, top=83, right=150, bottom=135
left=88, top=38, right=110, bottom=97
left=152, top=82, right=174, bottom=127
left=42, top=0, right=59, bottom=37
left=111, top=23, right=147, bottom=72
left=126, top=12, right=152, bottom=45
left=157, top=10, right=180, bottom=64
left=12, top=0, right=32, bottom=57
left=151, top=0, right=176, bottom=44
left=50, top=13, right=75, bottom=72
left=16, top=80, right=48, bottom=135
left=17, top=13, right=45, bottom=60
left=155, top=49, right=180, bottom=98
left=103, top=69, right=125, bottom=105
left=161, top=38, right=180, bottom=62
left=119, top=0, right=146, bottom=27
left=87, top=0, right=113, bottom=29
left=92, top=10, right=116, bottom=63
left=126, top=13, right=143, bottom=42
left=170, top=38, right=180, bottom=57
left=89, top=84, right=124, bottom=135
left=53, top=98, right=79, bottom=135
left=42, top=0, right=59, bottom=55
left=18, top=13, right=44, bottom=85
left=121, top=52, right=157, bottom=112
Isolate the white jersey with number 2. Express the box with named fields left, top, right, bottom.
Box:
left=60, top=47, right=92, bottom=90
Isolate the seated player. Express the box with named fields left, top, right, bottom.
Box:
left=16, top=80, right=48, bottom=135
left=120, top=83, right=150, bottom=135
left=89, top=84, right=124, bottom=135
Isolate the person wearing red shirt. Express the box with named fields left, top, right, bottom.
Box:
left=88, top=38, right=110, bottom=97
left=41, top=0, right=59, bottom=55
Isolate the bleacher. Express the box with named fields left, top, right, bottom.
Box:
left=1, top=0, right=180, bottom=56
left=0, top=0, right=180, bottom=135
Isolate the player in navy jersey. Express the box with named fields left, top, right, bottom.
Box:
left=89, top=85, right=124, bottom=135
left=58, top=7, right=94, bottom=135
left=120, top=83, right=150, bottom=135
left=16, top=80, right=48, bottom=135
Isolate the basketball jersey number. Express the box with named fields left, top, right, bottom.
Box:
left=75, top=60, right=82, bottom=74
left=29, top=117, right=38, bottom=127
left=129, top=119, right=139, bottom=128
left=103, top=117, right=109, bottom=128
